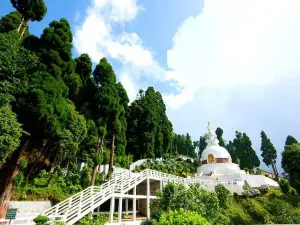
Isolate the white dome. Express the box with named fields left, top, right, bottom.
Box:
left=201, top=145, right=231, bottom=161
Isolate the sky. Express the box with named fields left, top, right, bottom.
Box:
left=1, top=0, right=300, bottom=173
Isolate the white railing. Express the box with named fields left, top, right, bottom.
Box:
left=0, top=217, right=35, bottom=224
left=18, top=169, right=244, bottom=225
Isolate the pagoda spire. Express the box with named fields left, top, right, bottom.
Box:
left=205, top=122, right=219, bottom=146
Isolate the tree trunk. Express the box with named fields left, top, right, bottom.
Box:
left=271, top=160, right=279, bottom=181
left=90, top=165, right=99, bottom=186
left=108, top=132, right=115, bottom=172
left=0, top=140, right=29, bottom=219
left=17, top=17, right=24, bottom=33
left=19, top=20, right=30, bottom=40
left=47, top=155, right=58, bottom=185
left=25, top=146, right=48, bottom=186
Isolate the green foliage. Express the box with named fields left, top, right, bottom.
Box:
left=279, top=178, right=291, bottom=195
left=282, top=143, right=300, bottom=192
left=127, top=87, right=173, bottom=160
left=153, top=209, right=211, bottom=225
left=260, top=131, right=278, bottom=178
left=141, top=219, right=154, bottom=225
left=14, top=172, right=24, bottom=190
left=0, top=104, right=23, bottom=165
left=135, top=158, right=197, bottom=177
left=214, top=184, right=231, bottom=209
left=75, top=54, right=92, bottom=85
left=11, top=0, right=47, bottom=22
left=33, top=215, right=49, bottom=225
left=285, top=135, right=298, bottom=146
left=233, top=131, right=260, bottom=169
left=77, top=213, right=107, bottom=225
left=80, top=166, right=91, bottom=189
left=215, top=127, right=226, bottom=147
left=198, top=136, right=207, bottom=157
left=155, top=183, right=219, bottom=224
left=0, top=11, right=29, bottom=35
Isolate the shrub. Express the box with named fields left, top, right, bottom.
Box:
left=141, top=219, right=154, bottom=225
left=33, top=215, right=50, bottom=225
left=279, top=178, right=291, bottom=195
left=214, top=184, right=231, bottom=209
left=153, top=209, right=211, bottom=225
left=77, top=213, right=107, bottom=225
left=14, top=172, right=24, bottom=189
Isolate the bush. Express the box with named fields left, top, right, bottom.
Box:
left=77, top=213, right=107, bottom=225
left=33, top=215, right=50, bottom=225
left=214, top=184, right=231, bottom=209
left=14, top=172, right=24, bottom=190
left=153, top=209, right=211, bottom=225
left=156, top=183, right=219, bottom=223
left=279, top=178, right=291, bottom=195
left=141, top=219, right=154, bottom=225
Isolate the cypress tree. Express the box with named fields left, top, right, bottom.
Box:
left=233, top=131, right=260, bottom=170
left=215, top=127, right=226, bottom=147
left=260, top=131, right=278, bottom=180
left=285, top=135, right=298, bottom=146
left=10, top=0, right=47, bottom=38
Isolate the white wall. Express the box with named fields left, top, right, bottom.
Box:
left=9, top=201, right=51, bottom=218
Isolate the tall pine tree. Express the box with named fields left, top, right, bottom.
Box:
left=233, top=131, right=260, bottom=170
left=260, top=131, right=278, bottom=180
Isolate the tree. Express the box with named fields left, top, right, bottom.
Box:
left=0, top=105, right=23, bottom=165
left=282, top=143, right=300, bottom=192
left=10, top=0, right=47, bottom=38
left=0, top=11, right=29, bottom=35
left=260, top=131, right=278, bottom=180
left=0, top=31, right=38, bottom=218
left=233, top=131, right=260, bottom=169
left=154, top=209, right=211, bottom=225
left=127, top=87, right=173, bottom=160
left=215, top=127, right=226, bottom=147
left=198, top=136, right=207, bottom=157
left=285, top=135, right=298, bottom=146
left=185, top=133, right=196, bottom=157
left=214, top=184, right=231, bottom=209
left=93, top=58, right=124, bottom=172
left=75, top=54, right=92, bottom=85
left=226, top=140, right=239, bottom=164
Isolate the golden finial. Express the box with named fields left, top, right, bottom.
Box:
left=208, top=121, right=210, bottom=126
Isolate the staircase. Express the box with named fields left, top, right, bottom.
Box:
left=41, top=169, right=243, bottom=224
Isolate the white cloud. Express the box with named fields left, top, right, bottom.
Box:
left=165, top=0, right=300, bottom=108
left=74, top=0, right=169, bottom=94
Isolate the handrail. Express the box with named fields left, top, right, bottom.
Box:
left=38, top=168, right=244, bottom=225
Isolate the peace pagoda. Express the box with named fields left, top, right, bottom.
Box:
left=194, top=122, right=279, bottom=188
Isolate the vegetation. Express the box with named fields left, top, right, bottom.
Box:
left=134, top=157, right=198, bottom=177
left=0, top=0, right=300, bottom=224
left=149, top=182, right=300, bottom=225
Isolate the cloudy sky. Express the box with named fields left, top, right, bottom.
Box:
left=1, top=0, right=300, bottom=173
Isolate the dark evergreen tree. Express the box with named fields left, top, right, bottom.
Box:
left=75, top=54, right=92, bottom=85
left=0, top=11, right=29, bottom=35
left=10, top=0, right=47, bottom=38
left=285, top=135, right=298, bottom=146
left=198, top=136, right=207, bottom=157
left=126, top=87, right=173, bottom=160
left=233, top=131, right=260, bottom=170
left=226, top=140, right=238, bottom=164
left=93, top=58, right=125, bottom=172
left=282, top=143, right=300, bottom=192
left=260, top=131, right=278, bottom=180
left=215, top=127, right=226, bottom=147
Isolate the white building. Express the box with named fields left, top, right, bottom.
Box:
left=195, top=122, right=279, bottom=188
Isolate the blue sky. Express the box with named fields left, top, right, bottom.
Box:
left=1, top=0, right=300, bottom=173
